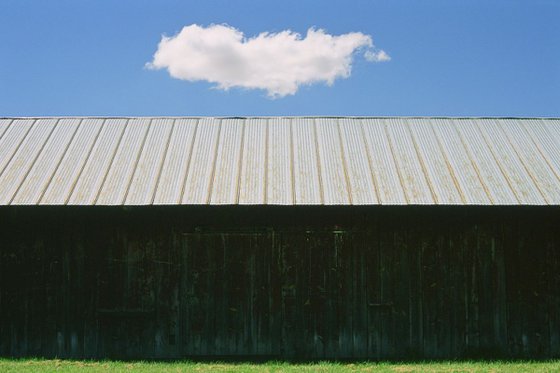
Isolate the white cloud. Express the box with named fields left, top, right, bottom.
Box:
left=147, top=24, right=390, bottom=98
left=364, top=49, right=391, bottom=62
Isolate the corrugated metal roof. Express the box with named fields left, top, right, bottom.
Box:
left=0, top=117, right=559, bottom=206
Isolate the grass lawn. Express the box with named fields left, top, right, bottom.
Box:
left=0, top=359, right=559, bottom=373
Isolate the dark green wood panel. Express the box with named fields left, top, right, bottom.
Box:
left=0, top=206, right=559, bottom=359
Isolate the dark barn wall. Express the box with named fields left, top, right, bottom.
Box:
left=1, top=206, right=560, bottom=360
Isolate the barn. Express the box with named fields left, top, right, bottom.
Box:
left=1, top=116, right=559, bottom=360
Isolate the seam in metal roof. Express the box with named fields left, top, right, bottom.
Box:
left=0, top=117, right=559, bottom=206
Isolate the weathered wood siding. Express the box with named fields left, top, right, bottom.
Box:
left=1, top=206, right=559, bottom=359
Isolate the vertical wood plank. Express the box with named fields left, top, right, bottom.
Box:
left=366, top=219, right=382, bottom=359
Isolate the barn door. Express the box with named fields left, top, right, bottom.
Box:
left=96, top=231, right=182, bottom=359
left=179, top=231, right=281, bottom=356
left=179, top=229, right=379, bottom=359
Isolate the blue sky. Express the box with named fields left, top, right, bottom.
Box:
left=0, top=0, right=558, bottom=117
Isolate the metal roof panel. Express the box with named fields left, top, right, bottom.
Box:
left=210, top=119, right=245, bottom=204
left=0, top=119, right=12, bottom=141
left=315, top=118, right=351, bottom=204
left=384, top=118, right=435, bottom=204
left=453, top=119, right=519, bottom=204
left=407, top=119, right=464, bottom=204
left=500, top=119, right=560, bottom=204
left=182, top=118, right=220, bottom=204
left=41, top=119, right=104, bottom=204
left=520, top=120, right=560, bottom=199
left=96, top=118, right=151, bottom=205
left=0, top=120, right=35, bottom=183
left=125, top=118, right=174, bottom=205
left=431, top=119, right=492, bottom=204
left=338, top=118, right=378, bottom=204
left=292, top=118, right=322, bottom=204
left=0, top=119, right=57, bottom=204
left=238, top=118, right=267, bottom=204
left=361, top=118, right=408, bottom=204
left=153, top=118, right=198, bottom=204
left=1, top=117, right=559, bottom=206
left=67, top=119, right=128, bottom=205
left=12, top=118, right=81, bottom=204
left=475, top=119, right=545, bottom=205
left=266, top=118, right=293, bottom=204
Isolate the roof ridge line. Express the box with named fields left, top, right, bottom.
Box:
left=1, top=116, right=559, bottom=120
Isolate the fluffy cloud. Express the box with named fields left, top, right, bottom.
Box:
left=364, top=49, right=391, bottom=62
left=147, top=24, right=389, bottom=98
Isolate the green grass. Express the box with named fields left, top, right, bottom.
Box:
left=0, top=359, right=559, bottom=373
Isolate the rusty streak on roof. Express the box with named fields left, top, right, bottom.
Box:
left=0, top=117, right=559, bottom=206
